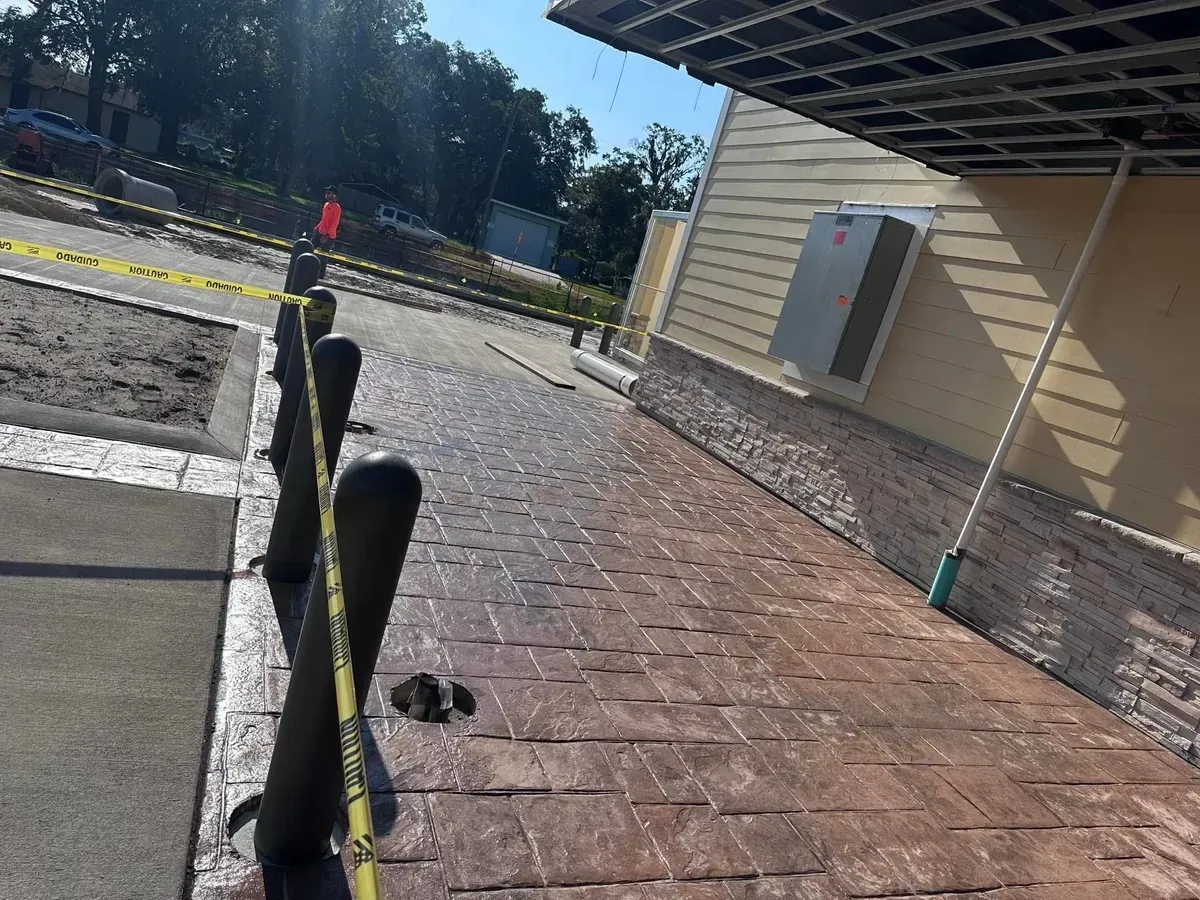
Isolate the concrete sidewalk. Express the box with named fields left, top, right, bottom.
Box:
left=195, top=349, right=1200, bottom=899
left=0, top=467, right=234, bottom=900
left=0, top=209, right=622, bottom=401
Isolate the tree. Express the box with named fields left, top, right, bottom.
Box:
left=0, top=6, right=50, bottom=99
left=272, top=0, right=314, bottom=194
left=561, top=124, right=708, bottom=277
left=303, top=0, right=428, bottom=187
left=422, top=43, right=520, bottom=236
left=499, top=98, right=595, bottom=216
left=631, top=123, right=707, bottom=211
left=2, top=0, right=603, bottom=243
left=560, top=150, right=647, bottom=273
left=0, top=6, right=48, bottom=61
left=130, top=0, right=260, bottom=154
left=209, top=2, right=281, bottom=177
left=32, top=0, right=141, bottom=132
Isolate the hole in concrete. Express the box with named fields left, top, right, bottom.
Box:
left=226, top=792, right=348, bottom=861
left=226, top=794, right=263, bottom=860
left=391, top=674, right=475, bottom=723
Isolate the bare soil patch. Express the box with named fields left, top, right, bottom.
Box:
left=0, top=279, right=233, bottom=429
left=0, top=176, right=101, bottom=229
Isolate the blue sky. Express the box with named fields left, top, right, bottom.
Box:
left=423, top=0, right=724, bottom=154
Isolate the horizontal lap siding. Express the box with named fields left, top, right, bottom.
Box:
left=663, top=92, right=1200, bottom=546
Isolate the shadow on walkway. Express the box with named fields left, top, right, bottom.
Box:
left=0, top=560, right=228, bottom=580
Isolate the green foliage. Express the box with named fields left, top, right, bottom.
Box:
left=128, top=0, right=264, bottom=154
left=559, top=123, right=706, bottom=280
left=23, top=0, right=142, bottom=132
left=1, top=0, right=705, bottom=271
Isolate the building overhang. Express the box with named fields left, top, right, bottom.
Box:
left=546, top=0, right=1200, bottom=175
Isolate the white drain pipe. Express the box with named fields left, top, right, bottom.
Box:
left=571, top=349, right=638, bottom=397
left=929, top=154, right=1132, bottom=608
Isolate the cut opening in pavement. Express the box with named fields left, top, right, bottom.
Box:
left=390, top=674, right=475, bottom=723
left=226, top=794, right=348, bottom=862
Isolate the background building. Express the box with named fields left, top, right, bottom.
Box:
left=0, top=62, right=161, bottom=153
left=482, top=199, right=566, bottom=270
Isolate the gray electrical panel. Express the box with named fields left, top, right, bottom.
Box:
left=769, top=211, right=915, bottom=382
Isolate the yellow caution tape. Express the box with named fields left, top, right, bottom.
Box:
left=0, top=228, right=374, bottom=888
left=0, top=235, right=327, bottom=314
left=295, top=299, right=380, bottom=899
left=0, top=162, right=294, bottom=249
left=0, top=163, right=648, bottom=336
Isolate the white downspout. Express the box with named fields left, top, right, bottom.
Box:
left=928, top=153, right=1133, bottom=608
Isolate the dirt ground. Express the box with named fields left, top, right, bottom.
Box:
left=0, top=280, right=233, bottom=429
left=0, top=177, right=112, bottom=231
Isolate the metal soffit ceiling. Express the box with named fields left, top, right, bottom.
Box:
left=546, top=0, right=1200, bottom=174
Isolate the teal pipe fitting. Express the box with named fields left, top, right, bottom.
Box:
left=928, top=549, right=962, bottom=609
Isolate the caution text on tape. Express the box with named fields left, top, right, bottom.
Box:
left=0, top=236, right=330, bottom=317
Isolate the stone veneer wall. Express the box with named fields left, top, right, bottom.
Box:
left=637, top=332, right=1200, bottom=761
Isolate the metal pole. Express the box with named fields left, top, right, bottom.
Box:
left=272, top=252, right=321, bottom=383
left=928, top=154, right=1131, bottom=608
left=569, top=295, right=592, bottom=349
left=268, top=287, right=337, bottom=475
left=263, top=334, right=362, bottom=583
left=254, top=451, right=424, bottom=866
left=598, top=302, right=623, bottom=356
left=274, top=238, right=314, bottom=343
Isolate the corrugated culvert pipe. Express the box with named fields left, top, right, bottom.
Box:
left=94, top=167, right=179, bottom=225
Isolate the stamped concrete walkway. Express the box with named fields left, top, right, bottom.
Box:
left=196, top=350, right=1200, bottom=900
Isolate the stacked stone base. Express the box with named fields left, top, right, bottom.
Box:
left=637, top=333, right=1200, bottom=760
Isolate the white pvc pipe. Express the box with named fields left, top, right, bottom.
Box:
left=953, top=154, right=1131, bottom=553
left=571, top=349, right=638, bottom=397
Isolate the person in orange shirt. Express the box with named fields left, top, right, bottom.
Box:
left=313, top=185, right=342, bottom=249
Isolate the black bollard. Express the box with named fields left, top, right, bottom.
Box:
left=273, top=253, right=321, bottom=384
left=569, top=294, right=592, bottom=349
left=274, top=238, right=314, bottom=343
left=598, top=302, right=623, bottom=356
left=262, top=334, right=362, bottom=583
left=268, top=287, right=337, bottom=475
left=254, top=451, right=424, bottom=866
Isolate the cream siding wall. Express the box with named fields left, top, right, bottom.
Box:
left=664, top=91, right=1200, bottom=547
left=622, top=215, right=688, bottom=358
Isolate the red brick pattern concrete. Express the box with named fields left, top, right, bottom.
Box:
left=198, top=354, right=1200, bottom=899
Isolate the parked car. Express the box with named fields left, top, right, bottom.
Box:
left=374, top=205, right=447, bottom=250
left=2, top=108, right=119, bottom=154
